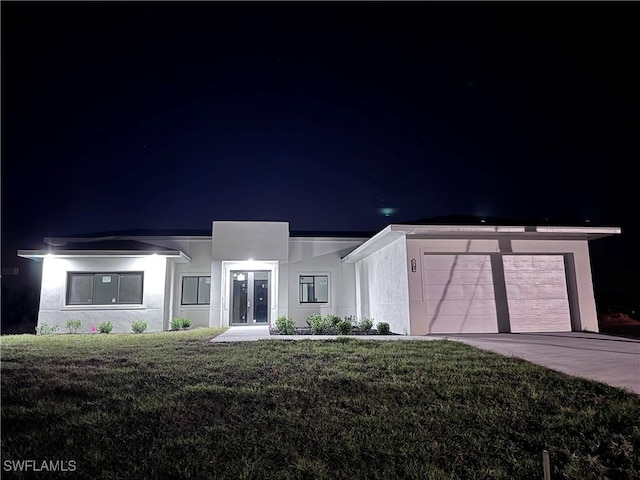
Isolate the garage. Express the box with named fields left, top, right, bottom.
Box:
left=503, top=255, right=571, bottom=333
left=423, top=254, right=499, bottom=334
left=422, top=253, right=572, bottom=334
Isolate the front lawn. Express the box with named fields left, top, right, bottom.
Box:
left=1, top=329, right=639, bottom=479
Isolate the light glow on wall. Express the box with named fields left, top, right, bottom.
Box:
left=132, top=254, right=166, bottom=271
left=132, top=255, right=167, bottom=307
left=41, top=257, right=70, bottom=290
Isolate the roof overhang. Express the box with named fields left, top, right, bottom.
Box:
left=341, top=226, right=406, bottom=263
left=43, top=236, right=210, bottom=246
left=342, top=224, right=621, bottom=263
left=17, top=250, right=192, bottom=263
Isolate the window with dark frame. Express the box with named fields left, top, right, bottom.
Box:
left=299, top=275, right=329, bottom=303
left=67, top=272, right=143, bottom=305
left=181, top=276, right=211, bottom=305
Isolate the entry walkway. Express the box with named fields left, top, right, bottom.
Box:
left=210, top=326, right=272, bottom=342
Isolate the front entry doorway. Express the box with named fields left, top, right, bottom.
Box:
left=230, top=271, right=270, bottom=325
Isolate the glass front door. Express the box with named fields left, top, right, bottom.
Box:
left=230, top=271, right=270, bottom=325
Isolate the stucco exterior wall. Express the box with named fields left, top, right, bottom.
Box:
left=209, top=260, right=223, bottom=328
left=212, top=221, right=289, bottom=260
left=355, top=237, right=410, bottom=334
left=277, top=262, right=290, bottom=320
left=37, top=256, right=168, bottom=334
left=285, top=238, right=363, bottom=326
left=171, top=240, right=214, bottom=328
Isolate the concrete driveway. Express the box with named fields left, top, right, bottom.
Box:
left=434, top=332, right=640, bottom=394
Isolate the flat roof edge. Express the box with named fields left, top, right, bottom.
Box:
left=17, top=250, right=192, bottom=262
left=391, top=224, right=527, bottom=233
left=535, top=226, right=622, bottom=234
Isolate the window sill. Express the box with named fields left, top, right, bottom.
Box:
left=61, top=305, right=146, bottom=311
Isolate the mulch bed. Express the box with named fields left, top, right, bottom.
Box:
left=269, top=326, right=384, bottom=335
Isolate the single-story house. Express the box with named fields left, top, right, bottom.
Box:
left=18, top=219, right=620, bottom=335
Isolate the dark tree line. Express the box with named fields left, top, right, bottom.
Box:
left=1, top=286, right=39, bottom=334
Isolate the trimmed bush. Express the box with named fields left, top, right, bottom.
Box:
left=336, top=318, right=353, bottom=335
left=306, top=314, right=323, bottom=327
left=306, top=314, right=329, bottom=334
left=131, top=320, right=147, bottom=334
left=358, top=317, right=373, bottom=331
left=376, top=322, right=390, bottom=335
left=275, top=316, right=296, bottom=335
left=171, top=317, right=191, bottom=330
left=98, top=321, right=113, bottom=334
left=66, top=319, right=83, bottom=334
left=36, top=323, right=59, bottom=335
left=325, top=314, right=342, bottom=327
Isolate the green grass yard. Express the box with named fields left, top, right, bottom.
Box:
left=1, top=328, right=639, bottom=479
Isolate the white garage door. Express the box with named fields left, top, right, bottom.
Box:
left=423, top=254, right=498, bottom=334
left=503, top=255, right=571, bottom=332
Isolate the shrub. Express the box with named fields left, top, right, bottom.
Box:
left=336, top=318, right=353, bottom=335
left=376, top=322, right=391, bottom=335
left=171, top=317, right=191, bottom=330
left=358, top=317, right=373, bottom=331
left=306, top=314, right=329, bottom=334
left=36, top=322, right=59, bottom=335
left=66, top=319, right=83, bottom=334
left=131, top=320, right=147, bottom=334
left=306, top=314, right=323, bottom=327
left=275, top=316, right=296, bottom=335
left=325, top=314, right=342, bottom=327
left=98, top=321, right=113, bottom=334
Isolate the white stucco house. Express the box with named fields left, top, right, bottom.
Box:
left=18, top=220, right=620, bottom=335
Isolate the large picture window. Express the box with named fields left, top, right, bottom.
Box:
left=67, top=272, right=143, bottom=305
left=181, top=276, right=211, bottom=305
left=299, top=275, right=329, bottom=303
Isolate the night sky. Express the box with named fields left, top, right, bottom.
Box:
left=2, top=2, right=638, bottom=323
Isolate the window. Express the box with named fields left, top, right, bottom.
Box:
left=299, top=275, right=328, bottom=303
left=181, top=276, right=211, bottom=305
left=67, top=272, right=143, bottom=305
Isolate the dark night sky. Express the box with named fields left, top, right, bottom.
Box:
left=2, top=2, right=638, bottom=307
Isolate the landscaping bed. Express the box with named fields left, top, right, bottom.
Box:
left=269, top=326, right=385, bottom=335
left=270, top=314, right=393, bottom=335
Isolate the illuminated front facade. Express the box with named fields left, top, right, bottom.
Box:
left=19, top=221, right=620, bottom=335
